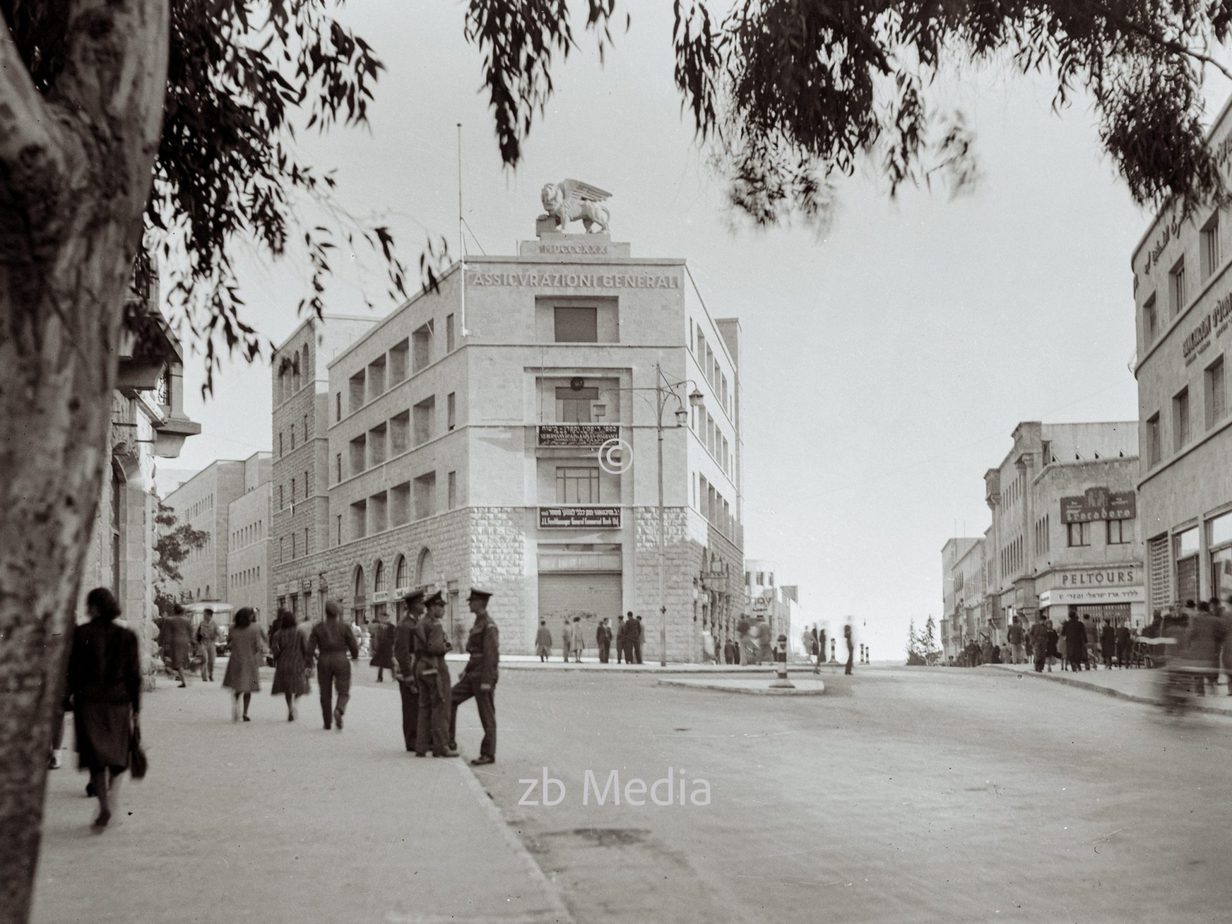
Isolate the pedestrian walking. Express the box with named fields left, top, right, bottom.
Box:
left=1115, top=622, right=1133, bottom=669
left=163, top=603, right=193, bottom=687
left=309, top=600, right=359, bottom=731
left=271, top=609, right=310, bottom=721
left=844, top=623, right=854, bottom=675
left=196, top=608, right=219, bottom=681
left=223, top=607, right=263, bottom=722
left=561, top=618, right=573, bottom=662
left=1061, top=613, right=1086, bottom=673
left=633, top=615, right=644, bottom=664
left=1029, top=614, right=1049, bottom=673
left=597, top=617, right=613, bottom=663
left=1100, top=620, right=1116, bottom=669
left=1046, top=619, right=1059, bottom=671
left=66, top=588, right=141, bottom=829
left=370, top=611, right=395, bottom=682
left=393, top=590, right=423, bottom=750
left=1080, top=616, right=1095, bottom=670
left=615, top=614, right=625, bottom=664
left=414, top=592, right=458, bottom=757
left=1008, top=616, right=1026, bottom=665
left=571, top=616, right=584, bottom=662
left=534, top=619, right=552, bottom=662
left=449, top=588, right=499, bottom=766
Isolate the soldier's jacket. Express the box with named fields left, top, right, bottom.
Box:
left=393, top=614, right=419, bottom=685
left=463, top=614, right=499, bottom=686
left=414, top=616, right=451, bottom=696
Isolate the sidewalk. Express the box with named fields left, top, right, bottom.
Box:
left=984, top=661, right=1232, bottom=716
left=33, top=671, right=570, bottom=924
left=478, top=654, right=844, bottom=673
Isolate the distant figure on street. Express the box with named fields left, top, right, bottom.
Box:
left=223, top=607, right=263, bottom=722
left=597, top=617, right=613, bottom=663
left=1061, top=613, right=1086, bottom=673
left=534, top=620, right=552, bottom=662
left=163, top=603, right=193, bottom=687
left=615, top=615, right=625, bottom=663
left=1100, top=620, right=1116, bottom=669
left=271, top=609, right=310, bottom=721
left=370, top=611, right=395, bottom=682
left=67, top=588, right=141, bottom=829
left=450, top=589, right=500, bottom=766
left=844, top=623, right=854, bottom=675
left=309, top=600, right=359, bottom=731
left=1029, top=614, right=1049, bottom=673
left=1045, top=619, right=1059, bottom=671
left=561, top=618, right=573, bottom=663
left=197, top=608, right=219, bottom=681
left=415, top=592, right=457, bottom=757
left=571, top=616, right=585, bottom=662
left=1115, top=622, right=1133, bottom=669
left=1008, top=616, right=1025, bottom=665
left=393, top=590, right=424, bottom=750
left=808, top=625, right=820, bottom=672
left=633, top=615, right=644, bottom=664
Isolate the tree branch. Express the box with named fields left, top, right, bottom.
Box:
left=0, top=16, right=68, bottom=191
left=1085, top=0, right=1232, bottom=83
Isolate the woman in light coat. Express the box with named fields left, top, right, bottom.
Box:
left=223, top=607, right=264, bottom=721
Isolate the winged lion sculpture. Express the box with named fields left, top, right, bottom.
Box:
left=540, top=179, right=611, bottom=234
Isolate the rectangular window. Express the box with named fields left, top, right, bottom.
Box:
left=336, top=452, right=342, bottom=483
left=446, top=313, right=456, bottom=352
left=1147, top=413, right=1161, bottom=467
left=1107, top=519, right=1130, bottom=545
left=1067, top=522, right=1090, bottom=547
left=336, top=392, right=342, bottom=422
left=290, top=477, right=296, bottom=501
left=412, top=323, right=433, bottom=372
left=336, top=514, right=342, bottom=546
left=1206, top=356, right=1225, bottom=429
left=389, top=339, right=409, bottom=383
left=278, top=432, right=283, bottom=456
left=350, top=434, right=366, bottom=474
left=413, top=396, right=436, bottom=445
left=448, top=470, right=457, bottom=509
left=289, top=427, right=295, bottom=450
left=556, top=466, right=600, bottom=504
left=1170, top=258, right=1186, bottom=317
left=291, top=532, right=297, bottom=559
left=414, top=472, right=437, bottom=520
left=1202, top=213, right=1221, bottom=279
left=556, top=386, right=598, bottom=423
left=304, top=471, right=309, bottom=499
left=447, top=392, right=456, bottom=431
left=1173, top=387, right=1190, bottom=451
left=1144, top=295, right=1157, bottom=346
left=303, top=414, right=308, bottom=441
left=304, top=527, right=309, bottom=555
left=553, top=306, right=598, bottom=342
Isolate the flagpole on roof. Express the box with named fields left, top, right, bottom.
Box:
left=457, top=122, right=469, bottom=338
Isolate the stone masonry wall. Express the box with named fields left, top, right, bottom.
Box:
left=634, top=507, right=705, bottom=663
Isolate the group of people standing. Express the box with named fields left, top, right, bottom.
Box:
left=1022, top=612, right=1137, bottom=673
left=1147, top=597, right=1232, bottom=696
left=532, top=611, right=645, bottom=664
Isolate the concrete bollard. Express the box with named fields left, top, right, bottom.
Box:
left=770, top=634, right=795, bottom=689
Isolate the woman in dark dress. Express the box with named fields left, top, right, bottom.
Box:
left=67, top=587, right=141, bottom=828
left=223, top=607, right=263, bottom=721
left=271, top=609, right=310, bottom=720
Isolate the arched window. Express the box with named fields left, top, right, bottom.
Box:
left=415, top=548, right=435, bottom=590
left=301, top=344, right=310, bottom=381
left=394, top=555, right=407, bottom=590
left=374, top=560, right=386, bottom=593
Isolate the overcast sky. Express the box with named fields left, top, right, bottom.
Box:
left=166, top=3, right=1232, bottom=661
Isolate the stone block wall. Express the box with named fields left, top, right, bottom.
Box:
left=467, top=506, right=530, bottom=653
left=633, top=507, right=706, bottom=663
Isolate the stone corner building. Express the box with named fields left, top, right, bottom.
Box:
left=270, top=223, right=745, bottom=662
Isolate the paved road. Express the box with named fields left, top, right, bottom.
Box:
left=455, top=664, right=1232, bottom=923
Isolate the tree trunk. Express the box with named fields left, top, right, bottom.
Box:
left=0, top=3, right=169, bottom=919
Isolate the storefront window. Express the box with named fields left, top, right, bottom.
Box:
left=1210, top=511, right=1232, bottom=548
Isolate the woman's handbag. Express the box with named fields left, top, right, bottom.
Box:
left=129, top=719, right=148, bottom=780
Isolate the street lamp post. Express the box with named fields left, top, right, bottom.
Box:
left=653, top=362, right=703, bottom=667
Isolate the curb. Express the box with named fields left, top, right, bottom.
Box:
left=450, top=760, right=575, bottom=924
left=657, top=678, right=827, bottom=696
left=986, top=666, right=1232, bottom=717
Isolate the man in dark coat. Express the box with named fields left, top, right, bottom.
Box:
left=615, top=614, right=625, bottom=663
left=1061, top=613, right=1087, bottom=673
left=597, top=617, right=613, bottom=663
left=450, top=588, right=500, bottom=765
left=393, top=590, right=423, bottom=750
left=1029, top=614, right=1050, bottom=673
left=1099, top=620, right=1116, bottom=668
left=1115, top=622, right=1133, bottom=669
left=370, top=611, right=395, bottom=682
left=414, top=592, right=457, bottom=757
left=1187, top=601, right=1226, bottom=695
left=632, top=614, right=644, bottom=664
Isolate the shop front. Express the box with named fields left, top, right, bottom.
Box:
left=1037, top=566, right=1145, bottom=627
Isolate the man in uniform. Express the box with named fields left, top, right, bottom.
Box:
left=597, top=617, right=613, bottom=663
left=197, top=608, right=220, bottom=681
left=414, top=592, right=457, bottom=757
left=392, top=589, right=423, bottom=752
left=615, top=614, right=626, bottom=664
left=632, top=614, right=644, bottom=664
left=449, top=588, right=499, bottom=766
left=621, top=611, right=636, bottom=664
